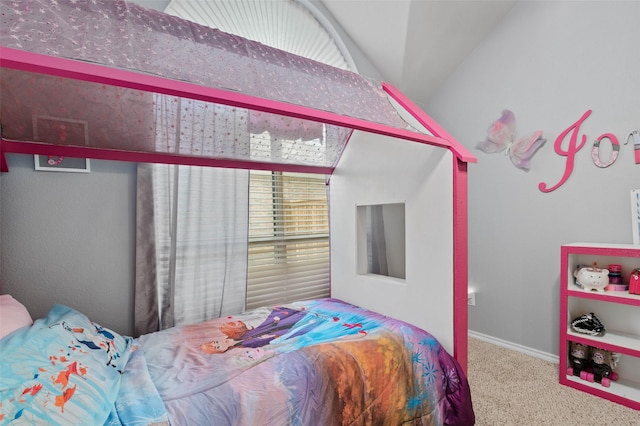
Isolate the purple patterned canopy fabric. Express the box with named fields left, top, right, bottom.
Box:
left=0, top=0, right=417, bottom=169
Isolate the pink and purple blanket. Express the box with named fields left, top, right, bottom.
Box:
left=1, top=298, right=474, bottom=425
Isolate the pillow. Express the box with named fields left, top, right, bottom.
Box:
left=0, top=294, right=33, bottom=339
left=0, top=304, right=133, bottom=424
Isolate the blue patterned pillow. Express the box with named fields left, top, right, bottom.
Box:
left=0, top=304, right=132, bottom=424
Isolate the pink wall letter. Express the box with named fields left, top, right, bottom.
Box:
left=591, top=133, right=619, bottom=168
left=539, top=110, right=592, bottom=193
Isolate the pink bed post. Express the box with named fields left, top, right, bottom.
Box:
left=452, top=159, right=470, bottom=373
left=382, top=82, right=475, bottom=374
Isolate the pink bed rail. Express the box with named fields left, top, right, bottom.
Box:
left=382, top=82, right=473, bottom=374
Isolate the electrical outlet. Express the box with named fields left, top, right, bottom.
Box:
left=468, top=292, right=476, bottom=306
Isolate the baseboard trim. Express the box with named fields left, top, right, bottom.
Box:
left=469, top=330, right=559, bottom=364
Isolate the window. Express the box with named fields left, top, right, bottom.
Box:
left=155, top=0, right=344, bottom=313
left=163, top=0, right=355, bottom=71
left=247, top=171, right=330, bottom=309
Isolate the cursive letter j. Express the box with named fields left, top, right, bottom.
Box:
left=538, top=110, right=592, bottom=192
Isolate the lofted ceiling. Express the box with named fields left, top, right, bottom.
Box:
left=320, top=0, right=516, bottom=102
left=130, top=0, right=516, bottom=103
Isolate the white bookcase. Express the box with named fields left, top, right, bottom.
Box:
left=559, top=243, right=640, bottom=410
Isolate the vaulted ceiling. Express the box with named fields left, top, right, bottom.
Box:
left=321, top=0, right=515, bottom=101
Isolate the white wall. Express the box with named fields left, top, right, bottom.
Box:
left=424, top=1, right=640, bottom=355
left=330, top=131, right=455, bottom=352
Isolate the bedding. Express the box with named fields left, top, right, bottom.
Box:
left=0, top=299, right=474, bottom=425
left=137, top=298, right=474, bottom=425
left=0, top=304, right=167, bottom=425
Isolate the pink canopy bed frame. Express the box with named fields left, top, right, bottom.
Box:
left=0, top=0, right=475, bottom=372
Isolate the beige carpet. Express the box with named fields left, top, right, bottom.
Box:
left=467, top=337, right=639, bottom=425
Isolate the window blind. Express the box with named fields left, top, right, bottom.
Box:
left=247, top=171, right=330, bottom=309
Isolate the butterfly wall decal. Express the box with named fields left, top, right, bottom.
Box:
left=476, top=110, right=547, bottom=171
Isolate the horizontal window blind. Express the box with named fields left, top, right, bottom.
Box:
left=247, top=171, right=330, bottom=309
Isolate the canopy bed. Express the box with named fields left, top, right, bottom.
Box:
left=0, top=0, right=476, bottom=424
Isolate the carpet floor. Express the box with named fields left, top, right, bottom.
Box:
left=467, top=337, right=639, bottom=425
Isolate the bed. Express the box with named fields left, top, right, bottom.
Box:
left=1, top=296, right=474, bottom=425
left=1, top=0, right=476, bottom=424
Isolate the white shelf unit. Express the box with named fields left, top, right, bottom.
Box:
left=559, top=243, right=640, bottom=411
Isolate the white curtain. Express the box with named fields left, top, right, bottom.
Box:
left=135, top=163, right=249, bottom=334
left=135, top=165, right=249, bottom=334
left=134, top=97, right=250, bottom=335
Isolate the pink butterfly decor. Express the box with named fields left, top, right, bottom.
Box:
left=476, top=110, right=547, bottom=171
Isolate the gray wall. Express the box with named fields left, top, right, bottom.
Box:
left=1, top=154, right=137, bottom=335
left=424, top=1, right=640, bottom=356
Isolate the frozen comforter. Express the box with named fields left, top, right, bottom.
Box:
left=0, top=298, right=474, bottom=425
